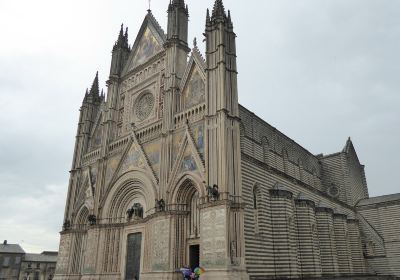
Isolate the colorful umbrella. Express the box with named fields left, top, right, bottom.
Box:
left=194, top=267, right=205, bottom=276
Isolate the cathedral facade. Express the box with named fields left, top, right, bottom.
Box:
left=54, top=1, right=400, bottom=279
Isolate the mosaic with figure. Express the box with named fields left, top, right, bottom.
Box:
left=173, top=131, right=185, bottom=164
left=181, top=155, right=197, bottom=172
left=131, top=27, right=162, bottom=69
left=180, top=143, right=198, bottom=172
left=192, top=124, right=204, bottom=156
left=120, top=144, right=146, bottom=175
left=183, top=67, right=205, bottom=109
left=105, top=154, right=122, bottom=187
left=144, top=140, right=161, bottom=176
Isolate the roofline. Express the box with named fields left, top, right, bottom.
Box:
left=238, top=104, right=322, bottom=161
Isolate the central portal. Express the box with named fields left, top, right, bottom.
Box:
left=189, top=245, right=200, bottom=271
left=125, top=233, right=142, bottom=280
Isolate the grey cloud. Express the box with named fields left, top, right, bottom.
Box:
left=0, top=0, right=399, bottom=252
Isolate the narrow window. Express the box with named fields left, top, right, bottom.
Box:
left=253, top=190, right=257, bottom=210
left=3, top=256, right=10, bottom=267
left=253, top=186, right=260, bottom=234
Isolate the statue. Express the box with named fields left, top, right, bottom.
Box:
left=63, top=220, right=71, bottom=230
left=127, top=203, right=144, bottom=219
left=207, top=184, right=219, bottom=201
left=88, top=214, right=97, bottom=226
left=156, top=199, right=166, bottom=212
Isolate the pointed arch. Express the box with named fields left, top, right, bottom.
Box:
left=168, top=173, right=204, bottom=268
left=75, top=205, right=89, bottom=227
left=70, top=205, right=89, bottom=275
left=101, top=170, right=157, bottom=223
left=168, top=172, right=206, bottom=205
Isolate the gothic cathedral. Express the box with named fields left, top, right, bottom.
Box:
left=54, top=1, right=400, bottom=279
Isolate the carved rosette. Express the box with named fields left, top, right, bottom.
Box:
left=135, top=92, right=155, bottom=121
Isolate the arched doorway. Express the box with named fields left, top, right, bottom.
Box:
left=70, top=206, right=89, bottom=275
left=173, top=178, right=201, bottom=271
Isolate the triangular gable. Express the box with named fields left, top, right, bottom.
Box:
left=180, top=48, right=206, bottom=110
left=104, top=152, right=124, bottom=188
left=75, top=169, right=95, bottom=212
left=143, top=139, right=161, bottom=178
left=122, top=12, right=166, bottom=75
left=168, top=124, right=205, bottom=188
left=343, top=137, right=362, bottom=165
left=89, top=111, right=103, bottom=151
left=105, top=130, right=159, bottom=189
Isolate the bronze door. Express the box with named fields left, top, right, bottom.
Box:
left=125, top=233, right=142, bottom=280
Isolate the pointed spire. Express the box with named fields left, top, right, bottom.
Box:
left=118, top=24, right=124, bottom=40
left=89, top=71, right=99, bottom=97
left=193, top=37, right=196, bottom=47
left=113, top=24, right=129, bottom=51
left=168, top=0, right=188, bottom=16
left=343, top=137, right=353, bottom=153
left=212, top=0, right=226, bottom=18
left=206, top=8, right=211, bottom=26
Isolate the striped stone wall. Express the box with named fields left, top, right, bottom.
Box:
left=333, top=213, right=353, bottom=275
left=295, top=198, right=322, bottom=278
left=241, top=155, right=366, bottom=279
left=347, top=219, right=366, bottom=274
left=270, top=188, right=299, bottom=278
left=315, top=206, right=339, bottom=276
left=357, top=197, right=400, bottom=277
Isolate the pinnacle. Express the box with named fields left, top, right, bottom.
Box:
left=212, top=0, right=226, bottom=18
left=89, top=72, right=99, bottom=97
left=118, top=24, right=124, bottom=40
left=172, top=0, right=185, bottom=7
left=113, top=24, right=129, bottom=51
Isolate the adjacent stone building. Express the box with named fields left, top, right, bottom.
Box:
left=357, top=194, right=400, bottom=277
left=54, top=1, right=400, bottom=279
left=0, top=241, right=25, bottom=280
left=0, top=241, right=57, bottom=280
left=19, top=252, right=57, bottom=280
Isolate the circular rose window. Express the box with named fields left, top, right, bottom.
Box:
left=135, top=92, right=155, bottom=121
left=328, top=185, right=339, bottom=198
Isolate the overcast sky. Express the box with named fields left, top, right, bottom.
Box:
left=0, top=0, right=399, bottom=253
